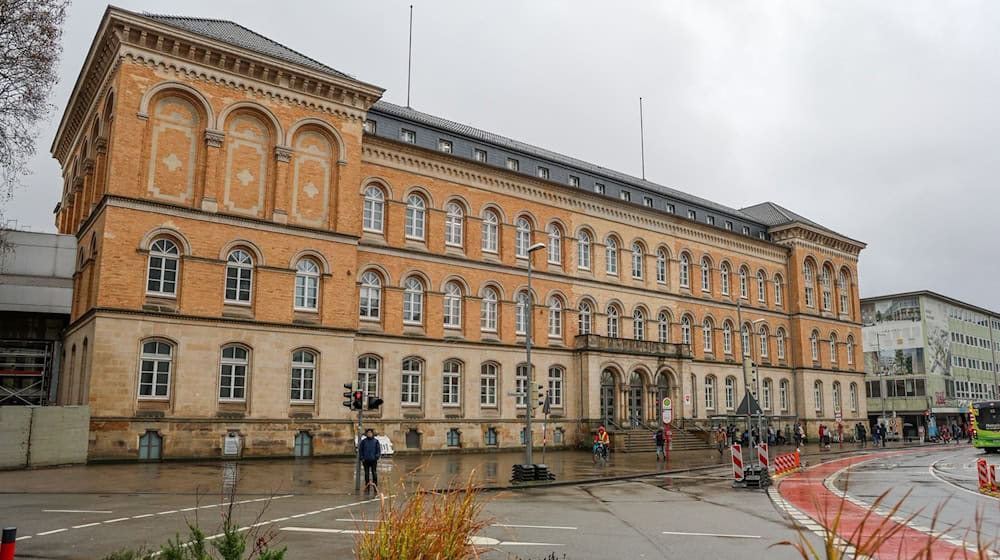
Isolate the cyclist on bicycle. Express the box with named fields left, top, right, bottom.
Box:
left=593, top=425, right=610, bottom=459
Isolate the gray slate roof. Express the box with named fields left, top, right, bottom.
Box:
left=739, top=201, right=833, bottom=233
left=372, top=101, right=751, bottom=221
left=143, top=14, right=354, bottom=80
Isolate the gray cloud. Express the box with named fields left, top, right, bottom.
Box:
left=8, top=0, right=998, bottom=309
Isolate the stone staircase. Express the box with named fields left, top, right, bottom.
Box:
left=616, top=427, right=713, bottom=453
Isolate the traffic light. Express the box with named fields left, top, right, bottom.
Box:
left=343, top=383, right=355, bottom=409
left=352, top=390, right=364, bottom=410
left=534, top=382, right=546, bottom=409
left=368, top=396, right=384, bottom=410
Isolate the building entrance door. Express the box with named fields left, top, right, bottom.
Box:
left=600, top=369, right=616, bottom=426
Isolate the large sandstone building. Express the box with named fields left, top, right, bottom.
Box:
left=52, top=7, right=867, bottom=460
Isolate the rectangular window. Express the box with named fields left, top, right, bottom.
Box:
left=506, top=157, right=519, bottom=171
left=537, top=166, right=550, bottom=179
left=643, top=196, right=653, bottom=207
left=484, top=427, right=498, bottom=446
left=548, top=367, right=563, bottom=407
left=742, top=226, right=751, bottom=235
left=666, top=203, right=675, bottom=214
left=620, top=190, right=631, bottom=202
left=594, top=183, right=605, bottom=194
left=363, top=119, right=376, bottom=134
left=706, top=216, right=715, bottom=225
left=515, top=365, right=529, bottom=408
left=400, top=129, right=416, bottom=143
left=687, top=210, right=696, bottom=220
left=442, top=363, right=460, bottom=406
left=758, top=231, right=766, bottom=240
left=438, top=139, right=453, bottom=153
left=569, top=175, right=580, bottom=187
left=219, top=347, right=248, bottom=401
left=725, top=221, right=733, bottom=231
left=138, top=341, right=171, bottom=398
left=474, top=148, right=488, bottom=162
left=401, top=360, right=421, bottom=405
left=480, top=363, right=497, bottom=406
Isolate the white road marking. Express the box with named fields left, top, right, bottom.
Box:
left=72, top=523, right=101, bottom=529
left=36, top=528, right=68, bottom=536
left=15, top=535, right=32, bottom=541
left=493, top=523, right=577, bottom=530
left=661, top=530, right=760, bottom=539
left=43, top=509, right=112, bottom=514
left=283, top=527, right=371, bottom=535
left=156, top=510, right=178, bottom=515
left=132, top=514, right=154, bottom=519
left=103, top=517, right=130, bottom=524
left=280, top=528, right=563, bottom=547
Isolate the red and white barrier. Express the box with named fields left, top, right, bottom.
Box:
left=978, top=459, right=989, bottom=490
left=991, top=464, right=998, bottom=494
left=773, top=450, right=802, bottom=477
left=732, top=443, right=744, bottom=482
left=758, top=443, right=769, bottom=471
left=0, top=527, right=15, bottom=560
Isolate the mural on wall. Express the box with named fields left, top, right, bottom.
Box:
left=861, top=296, right=945, bottom=376
left=920, top=298, right=953, bottom=377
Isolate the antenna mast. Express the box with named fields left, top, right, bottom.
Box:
left=407, top=5, right=414, bottom=108
left=639, top=97, right=646, bottom=180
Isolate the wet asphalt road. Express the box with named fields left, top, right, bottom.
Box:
left=829, top=445, right=1000, bottom=554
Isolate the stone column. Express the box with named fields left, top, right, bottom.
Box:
left=271, top=145, right=293, bottom=224
left=71, top=177, right=84, bottom=232
left=93, top=137, right=108, bottom=205
left=81, top=158, right=96, bottom=220
left=200, top=129, right=225, bottom=212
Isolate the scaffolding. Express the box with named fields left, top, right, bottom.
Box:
left=0, top=340, right=54, bottom=406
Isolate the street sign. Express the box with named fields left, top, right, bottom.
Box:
left=835, top=406, right=842, bottom=423
left=662, top=397, right=673, bottom=425
left=684, top=393, right=691, bottom=405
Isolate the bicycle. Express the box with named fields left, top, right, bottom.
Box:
left=592, top=442, right=609, bottom=464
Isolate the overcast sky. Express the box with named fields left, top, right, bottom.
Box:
left=7, top=1, right=999, bottom=310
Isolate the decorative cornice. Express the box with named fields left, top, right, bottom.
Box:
left=361, top=138, right=790, bottom=264
left=204, top=129, right=225, bottom=148
left=83, top=158, right=96, bottom=175
left=770, top=224, right=865, bottom=256
left=274, top=145, right=293, bottom=163
left=94, top=137, right=109, bottom=154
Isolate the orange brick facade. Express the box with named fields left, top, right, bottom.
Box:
left=51, top=8, right=867, bottom=460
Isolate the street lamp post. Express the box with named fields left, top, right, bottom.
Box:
left=523, top=242, right=547, bottom=466
left=875, top=332, right=888, bottom=428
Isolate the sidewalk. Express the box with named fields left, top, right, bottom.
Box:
left=0, top=440, right=948, bottom=496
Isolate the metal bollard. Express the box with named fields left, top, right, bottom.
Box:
left=0, top=527, right=16, bottom=560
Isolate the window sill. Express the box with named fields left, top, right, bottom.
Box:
left=402, top=324, right=426, bottom=337
left=360, top=231, right=387, bottom=246
left=222, top=304, right=253, bottom=320
left=444, top=246, right=466, bottom=258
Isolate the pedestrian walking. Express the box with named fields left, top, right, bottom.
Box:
left=878, top=423, right=888, bottom=447
left=655, top=428, right=666, bottom=461
left=716, top=427, right=727, bottom=457
left=818, top=424, right=826, bottom=450
left=857, top=423, right=867, bottom=448
left=359, top=428, right=382, bottom=492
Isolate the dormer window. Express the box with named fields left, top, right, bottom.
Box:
left=400, top=129, right=416, bottom=143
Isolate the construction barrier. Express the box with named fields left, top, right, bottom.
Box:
left=758, top=443, right=769, bottom=471
left=773, top=451, right=802, bottom=477
left=732, top=443, right=744, bottom=482
left=1, top=527, right=15, bottom=560
left=978, top=459, right=989, bottom=491
left=992, top=464, right=998, bottom=494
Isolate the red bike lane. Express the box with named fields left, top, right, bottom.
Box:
left=776, top=450, right=973, bottom=558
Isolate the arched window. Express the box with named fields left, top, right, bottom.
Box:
left=741, top=324, right=751, bottom=357
left=405, top=194, right=426, bottom=240
left=515, top=364, right=530, bottom=408
left=832, top=381, right=842, bottom=412
left=401, top=357, right=422, bottom=405
left=838, top=270, right=850, bottom=314
left=780, top=380, right=789, bottom=411
left=515, top=291, right=531, bottom=335
left=720, top=263, right=730, bottom=295
left=294, top=259, right=320, bottom=310
left=480, top=287, right=498, bottom=332
left=359, top=271, right=382, bottom=320
left=739, top=267, right=749, bottom=299
left=810, top=331, right=819, bottom=361
left=679, top=254, right=690, bottom=287
left=830, top=333, right=838, bottom=365
left=138, top=339, right=173, bottom=398
left=846, top=335, right=855, bottom=365
left=577, top=231, right=592, bottom=270
left=147, top=238, right=179, bottom=296
left=655, top=249, right=667, bottom=284
left=633, top=309, right=645, bottom=340
left=758, top=325, right=769, bottom=358
left=219, top=345, right=249, bottom=401
left=480, top=362, right=498, bottom=406
left=362, top=186, right=385, bottom=232
left=605, top=237, right=619, bottom=276
left=700, top=257, right=711, bottom=292
left=442, top=360, right=461, bottom=406
left=821, top=266, right=833, bottom=311
left=680, top=316, right=691, bottom=345
left=481, top=210, right=499, bottom=254
left=631, top=243, right=643, bottom=279
left=774, top=274, right=783, bottom=306
left=762, top=379, right=772, bottom=411
left=548, top=297, right=563, bottom=338
left=657, top=313, right=669, bottom=343
left=290, top=349, right=316, bottom=402
left=224, top=249, right=253, bottom=304
left=723, top=322, right=733, bottom=354
left=578, top=301, right=592, bottom=335
left=702, top=319, right=713, bottom=353
left=704, top=376, right=716, bottom=410
left=813, top=381, right=823, bottom=413
left=357, top=355, right=380, bottom=400
left=756, top=271, right=766, bottom=304
left=725, top=377, right=736, bottom=409
left=777, top=328, right=787, bottom=360
left=547, top=224, right=562, bottom=264
left=548, top=366, right=564, bottom=407
left=803, top=262, right=815, bottom=307
left=444, top=202, right=464, bottom=247
left=515, top=217, right=532, bottom=258
left=849, top=382, right=859, bottom=412
left=402, top=277, right=424, bottom=324
left=607, top=306, right=620, bottom=338
left=443, top=282, right=463, bottom=328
